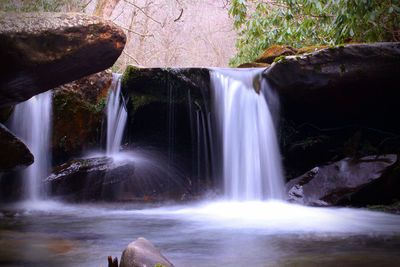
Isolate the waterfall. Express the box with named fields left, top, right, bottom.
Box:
left=106, top=73, right=127, bottom=155
left=9, top=91, right=52, bottom=200
left=211, top=68, right=285, bottom=200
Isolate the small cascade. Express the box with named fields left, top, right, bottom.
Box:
left=211, top=68, right=285, bottom=200
left=106, top=73, right=127, bottom=155
left=9, top=91, right=52, bottom=200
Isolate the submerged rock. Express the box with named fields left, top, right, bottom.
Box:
left=120, top=237, right=174, bottom=267
left=0, top=123, right=33, bottom=172
left=46, top=153, right=189, bottom=201
left=52, top=71, right=112, bottom=163
left=0, top=12, right=126, bottom=107
left=286, top=154, right=398, bottom=206
left=265, top=42, right=400, bottom=130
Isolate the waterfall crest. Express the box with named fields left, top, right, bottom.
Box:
left=9, top=91, right=52, bottom=200
left=211, top=68, right=285, bottom=200
left=106, top=73, right=127, bottom=155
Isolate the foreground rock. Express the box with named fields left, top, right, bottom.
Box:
left=265, top=42, right=400, bottom=130
left=46, top=154, right=189, bottom=201
left=0, top=12, right=126, bottom=107
left=286, top=154, right=398, bottom=206
left=52, top=71, right=112, bottom=163
left=0, top=123, right=33, bottom=172
left=120, top=238, right=174, bottom=267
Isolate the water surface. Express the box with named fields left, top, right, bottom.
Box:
left=1, top=200, right=400, bottom=266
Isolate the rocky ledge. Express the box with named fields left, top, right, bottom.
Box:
left=264, top=42, right=400, bottom=131
left=0, top=12, right=126, bottom=107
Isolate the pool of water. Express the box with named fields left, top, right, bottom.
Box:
left=1, top=200, right=400, bottom=266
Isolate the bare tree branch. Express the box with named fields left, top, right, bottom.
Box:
left=123, top=50, right=141, bottom=65
left=174, top=8, right=184, bottom=22
left=123, top=0, right=162, bottom=26
left=119, top=24, right=154, bottom=37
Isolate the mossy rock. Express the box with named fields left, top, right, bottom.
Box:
left=121, top=65, right=210, bottom=115
left=237, top=62, right=270, bottom=68
left=255, top=45, right=297, bottom=64
left=297, top=45, right=332, bottom=55
left=52, top=71, right=112, bottom=163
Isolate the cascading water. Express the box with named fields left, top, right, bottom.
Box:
left=9, top=91, right=52, bottom=200
left=106, top=73, right=127, bottom=155
left=211, top=68, right=285, bottom=200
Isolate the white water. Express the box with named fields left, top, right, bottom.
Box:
left=106, top=73, right=127, bottom=155
left=211, top=68, right=285, bottom=200
left=9, top=91, right=52, bottom=200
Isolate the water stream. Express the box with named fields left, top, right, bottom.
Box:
left=8, top=91, right=52, bottom=200
left=211, top=68, right=284, bottom=200
left=106, top=73, right=127, bottom=155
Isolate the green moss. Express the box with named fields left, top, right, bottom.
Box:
left=340, top=64, right=346, bottom=73
left=313, top=65, right=322, bottom=72
left=121, top=65, right=141, bottom=90
left=130, top=94, right=160, bottom=114
left=90, top=96, right=107, bottom=112
left=274, top=55, right=287, bottom=63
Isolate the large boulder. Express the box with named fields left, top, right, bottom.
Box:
left=52, top=71, right=112, bottom=164
left=286, top=154, right=398, bottom=206
left=45, top=153, right=189, bottom=201
left=265, top=42, right=400, bottom=130
left=0, top=123, right=33, bottom=172
left=0, top=12, right=126, bottom=107
left=120, top=238, right=174, bottom=267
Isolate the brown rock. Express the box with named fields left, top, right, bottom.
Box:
left=255, top=45, right=297, bottom=64
left=296, top=45, right=331, bottom=54
left=52, top=71, right=112, bottom=162
left=120, top=238, right=174, bottom=267
left=0, top=12, right=126, bottom=107
left=237, top=62, right=270, bottom=68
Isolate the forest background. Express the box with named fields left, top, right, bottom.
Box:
left=1, top=0, right=398, bottom=69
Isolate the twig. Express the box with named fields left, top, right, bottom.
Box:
left=123, top=0, right=162, bottom=26
left=123, top=50, right=141, bottom=65
left=174, top=8, right=184, bottom=22
left=119, top=24, right=154, bottom=38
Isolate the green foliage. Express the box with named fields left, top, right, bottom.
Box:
left=0, top=0, right=86, bottom=12
left=90, top=97, right=107, bottom=113
left=228, top=0, right=400, bottom=66
left=155, top=264, right=166, bottom=267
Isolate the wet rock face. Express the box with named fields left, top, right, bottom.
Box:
left=121, top=66, right=212, bottom=187
left=0, top=12, right=126, bottom=107
left=120, top=237, right=174, bottom=267
left=46, top=153, right=189, bottom=202
left=0, top=123, right=33, bottom=172
left=265, top=42, right=400, bottom=131
left=52, top=71, right=112, bottom=164
left=286, top=154, right=398, bottom=206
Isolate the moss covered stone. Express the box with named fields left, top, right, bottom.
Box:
left=255, top=45, right=297, bottom=64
